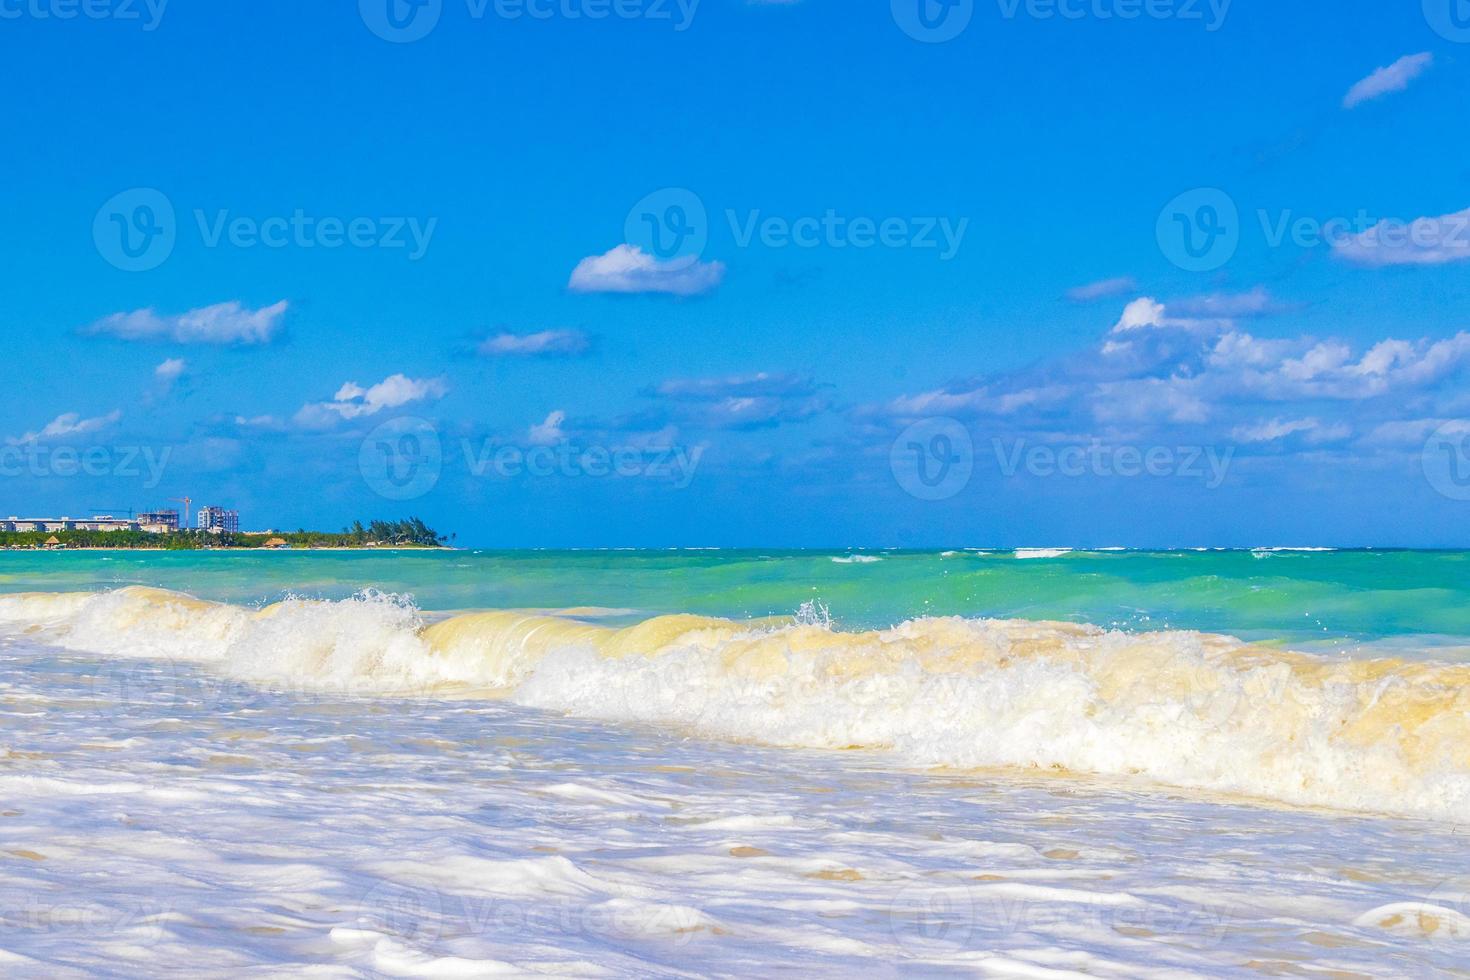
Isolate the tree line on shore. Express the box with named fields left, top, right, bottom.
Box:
left=0, top=518, right=451, bottom=550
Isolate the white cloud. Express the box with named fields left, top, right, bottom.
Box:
left=294, top=374, right=449, bottom=428
left=868, top=295, right=1470, bottom=457
left=1107, top=296, right=1224, bottom=337
left=568, top=245, right=725, bottom=297
left=1208, top=331, right=1294, bottom=370
left=528, top=410, right=567, bottom=446
left=154, top=358, right=187, bottom=387
left=89, top=300, right=288, bottom=345
left=1362, top=418, right=1470, bottom=446
left=1170, top=286, right=1283, bottom=318
left=1248, top=332, right=1470, bottom=398
left=884, top=384, right=1068, bottom=419
left=1232, top=417, right=1350, bottom=445
left=645, top=372, right=829, bottom=430
left=1092, top=377, right=1210, bottom=425
left=1066, top=276, right=1137, bottom=302
left=1111, top=297, right=1169, bottom=333
left=653, top=372, right=817, bottom=400
left=1343, top=52, right=1433, bottom=109
left=478, top=329, right=590, bottom=357
left=1333, top=206, right=1470, bottom=267
left=7, top=410, right=122, bottom=445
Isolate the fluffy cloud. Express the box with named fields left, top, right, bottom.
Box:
left=1332, top=206, right=1470, bottom=267
left=154, top=357, right=187, bottom=388
left=1342, top=52, right=1433, bottom=109
left=7, top=410, right=122, bottom=445
left=478, top=330, right=591, bottom=357
left=870, top=296, right=1470, bottom=459
left=88, top=300, right=288, bottom=345
left=1108, top=296, right=1231, bottom=336
left=294, top=374, right=449, bottom=428
left=1231, top=417, right=1351, bottom=445
left=568, top=245, right=725, bottom=297
left=528, top=410, right=568, bottom=446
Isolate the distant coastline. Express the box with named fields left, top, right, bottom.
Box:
left=0, top=518, right=452, bottom=552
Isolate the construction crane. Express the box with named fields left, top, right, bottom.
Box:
left=169, top=497, right=193, bottom=528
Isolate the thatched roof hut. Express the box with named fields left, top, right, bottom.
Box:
left=264, top=537, right=289, bottom=549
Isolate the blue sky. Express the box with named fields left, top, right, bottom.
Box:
left=2, top=0, right=1469, bottom=547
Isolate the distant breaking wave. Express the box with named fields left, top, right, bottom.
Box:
left=2, top=587, right=1468, bottom=821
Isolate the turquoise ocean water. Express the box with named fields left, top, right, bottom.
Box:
left=2, top=548, right=1467, bottom=649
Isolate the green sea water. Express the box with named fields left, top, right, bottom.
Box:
left=1, top=548, right=1467, bottom=650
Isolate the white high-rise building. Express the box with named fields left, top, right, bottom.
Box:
left=196, top=507, right=240, bottom=534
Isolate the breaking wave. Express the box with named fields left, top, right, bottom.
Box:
left=3, top=586, right=1468, bottom=821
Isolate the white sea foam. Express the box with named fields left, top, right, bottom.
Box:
left=3, top=587, right=1469, bottom=821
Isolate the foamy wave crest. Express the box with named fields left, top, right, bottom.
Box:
left=4, top=587, right=1469, bottom=820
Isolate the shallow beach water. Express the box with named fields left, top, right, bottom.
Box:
left=4, top=641, right=1469, bottom=978
left=2, top=550, right=1469, bottom=976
